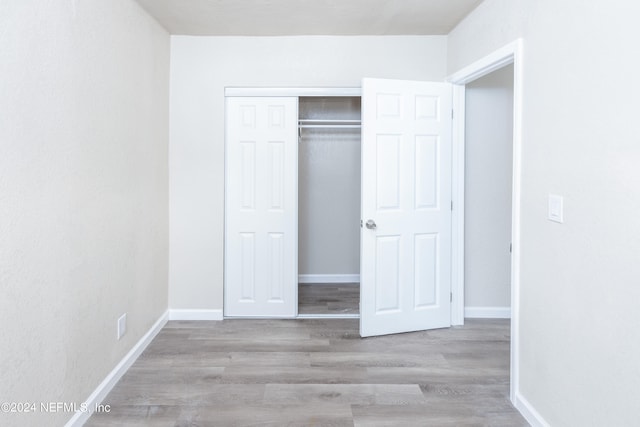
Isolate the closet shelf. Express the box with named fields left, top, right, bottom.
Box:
left=298, top=119, right=361, bottom=129
left=299, top=119, right=361, bottom=123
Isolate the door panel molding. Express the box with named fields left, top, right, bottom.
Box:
left=225, top=96, right=298, bottom=317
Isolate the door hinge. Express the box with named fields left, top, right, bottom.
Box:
left=509, top=243, right=512, bottom=254
left=451, top=200, right=453, bottom=211
left=451, top=109, right=454, bottom=119
left=360, top=219, right=363, bottom=228
left=450, top=292, right=453, bottom=302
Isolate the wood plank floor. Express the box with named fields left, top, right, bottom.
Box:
left=87, top=319, right=528, bottom=426
left=298, top=283, right=360, bottom=315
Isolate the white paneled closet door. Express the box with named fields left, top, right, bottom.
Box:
left=225, top=97, right=298, bottom=317
left=360, top=78, right=452, bottom=337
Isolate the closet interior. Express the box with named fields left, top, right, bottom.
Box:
left=297, top=96, right=362, bottom=316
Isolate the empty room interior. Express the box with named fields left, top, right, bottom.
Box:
left=2, top=1, right=640, bottom=426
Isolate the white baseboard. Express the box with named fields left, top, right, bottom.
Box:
left=464, top=306, right=511, bottom=318
left=169, top=309, right=223, bottom=320
left=298, top=274, right=360, bottom=284
left=514, top=392, right=551, bottom=427
left=297, top=313, right=360, bottom=319
left=65, top=309, right=169, bottom=427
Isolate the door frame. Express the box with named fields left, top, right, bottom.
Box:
left=447, top=39, right=523, bottom=403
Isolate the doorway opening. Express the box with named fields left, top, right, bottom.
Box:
left=463, top=64, right=514, bottom=319
left=297, top=96, right=362, bottom=317
left=448, top=39, right=523, bottom=403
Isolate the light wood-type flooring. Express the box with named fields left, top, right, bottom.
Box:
left=87, top=318, right=527, bottom=426
left=298, top=283, right=360, bottom=315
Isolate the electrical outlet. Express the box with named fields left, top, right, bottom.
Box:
left=117, top=313, right=127, bottom=340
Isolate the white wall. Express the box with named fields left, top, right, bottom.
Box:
left=464, top=65, right=513, bottom=311
left=449, top=1, right=640, bottom=425
left=0, top=1, right=169, bottom=426
left=298, top=97, right=361, bottom=277
left=170, top=36, right=447, bottom=309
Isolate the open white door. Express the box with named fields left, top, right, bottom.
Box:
left=360, top=78, right=452, bottom=337
left=225, top=97, right=298, bottom=317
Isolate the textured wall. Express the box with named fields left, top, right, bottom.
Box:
left=169, top=35, right=448, bottom=309
left=0, top=1, right=169, bottom=426
left=449, top=1, right=640, bottom=425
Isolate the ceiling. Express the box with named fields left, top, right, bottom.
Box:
left=134, top=0, right=483, bottom=36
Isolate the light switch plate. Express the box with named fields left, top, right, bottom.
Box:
left=117, top=313, right=127, bottom=340
left=548, top=194, right=564, bottom=223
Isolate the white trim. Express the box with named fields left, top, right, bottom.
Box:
left=296, top=313, right=360, bottom=319
left=447, top=38, right=523, bottom=405
left=169, top=309, right=224, bottom=321
left=514, top=392, right=551, bottom=427
left=224, top=315, right=297, bottom=319
left=225, top=87, right=361, bottom=97
left=450, top=84, right=466, bottom=327
left=298, top=274, right=360, bottom=284
left=464, top=306, right=511, bottom=319
left=65, top=310, right=169, bottom=427
left=447, top=41, right=521, bottom=85
left=510, top=39, right=524, bottom=406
